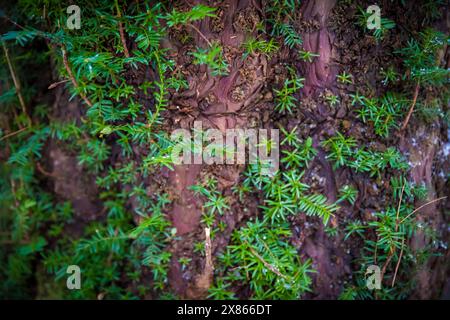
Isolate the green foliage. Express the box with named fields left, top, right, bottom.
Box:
left=191, top=43, right=229, bottom=76
left=397, top=28, right=449, bottom=86
left=380, top=66, right=398, bottom=86
left=243, top=132, right=337, bottom=226
left=210, top=219, right=314, bottom=299
left=0, top=0, right=214, bottom=299
left=281, top=137, right=316, bottom=168
left=324, top=93, right=340, bottom=107
left=166, top=4, right=216, bottom=27
left=274, top=73, right=304, bottom=113
left=343, top=177, right=439, bottom=299
left=338, top=185, right=358, bottom=205
left=351, top=92, right=409, bottom=137
left=298, top=194, right=339, bottom=226
left=242, top=37, right=279, bottom=58
left=191, top=177, right=230, bottom=230
left=298, top=50, right=319, bottom=63
left=266, top=0, right=302, bottom=48
left=323, top=132, right=408, bottom=176
left=337, top=71, right=353, bottom=85
left=272, top=23, right=303, bottom=48
left=1, top=0, right=446, bottom=301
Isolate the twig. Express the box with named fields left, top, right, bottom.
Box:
left=36, top=162, right=58, bottom=178
left=190, top=227, right=214, bottom=296
left=61, top=47, right=93, bottom=107
left=0, top=126, right=29, bottom=141
left=380, top=250, right=394, bottom=283
left=246, top=242, right=288, bottom=280
left=400, top=83, right=420, bottom=131
left=2, top=43, right=32, bottom=126
left=400, top=196, right=447, bottom=224
left=188, top=23, right=212, bottom=47
left=381, top=183, right=405, bottom=282
left=381, top=193, right=447, bottom=284
left=204, top=227, right=214, bottom=273
left=48, top=79, right=70, bottom=89
left=391, top=237, right=405, bottom=287
left=115, top=0, right=130, bottom=58
left=395, top=183, right=406, bottom=232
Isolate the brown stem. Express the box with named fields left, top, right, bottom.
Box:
left=115, top=0, right=130, bottom=58
left=3, top=43, right=32, bottom=126
left=61, top=47, right=93, bottom=107
left=381, top=183, right=405, bottom=282
left=36, top=162, right=58, bottom=178
left=0, top=126, right=29, bottom=141
left=380, top=250, right=394, bottom=282
left=391, top=238, right=405, bottom=287
left=400, top=83, right=420, bottom=131
left=246, top=241, right=289, bottom=280
left=400, top=196, right=447, bottom=224
left=204, top=227, right=214, bottom=274
left=188, top=23, right=212, bottom=47
left=48, top=79, right=70, bottom=90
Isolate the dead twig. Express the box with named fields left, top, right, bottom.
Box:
left=115, top=0, right=130, bottom=58
left=246, top=241, right=289, bottom=281
left=381, top=192, right=447, bottom=285
left=400, top=83, right=420, bottom=131
left=0, top=126, right=29, bottom=142
left=3, top=43, right=32, bottom=126
left=48, top=79, right=70, bottom=90
left=61, top=47, right=93, bottom=107
left=400, top=196, right=447, bottom=224
left=188, top=23, right=212, bottom=47
left=36, top=162, right=58, bottom=178
left=391, top=237, right=405, bottom=287
left=204, top=227, right=214, bottom=273
left=380, top=183, right=405, bottom=283
left=189, top=227, right=214, bottom=297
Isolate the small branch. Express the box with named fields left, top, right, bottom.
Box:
left=247, top=242, right=289, bottom=280
left=382, top=194, right=447, bottom=284
left=188, top=23, right=212, bottom=47
left=115, top=0, right=130, bottom=58
left=381, top=183, right=405, bottom=282
left=2, top=43, right=32, bottom=126
left=61, top=47, right=93, bottom=107
left=380, top=250, right=394, bottom=282
left=204, top=227, right=214, bottom=273
left=391, top=237, right=405, bottom=287
left=36, top=162, right=58, bottom=178
left=48, top=79, right=70, bottom=90
left=395, top=183, right=406, bottom=232
left=0, top=126, right=29, bottom=142
left=400, top=196, right=447, bottom=224
left=400, top=83, right=420, bottom=131
left=190, top=227, right=214, bottom=297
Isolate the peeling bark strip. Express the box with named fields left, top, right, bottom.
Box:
left=301, top=0, right=337, bottom=96
left=299, top=0, right=350, bottom=299
left=186, top=228, right=214, bottom=298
